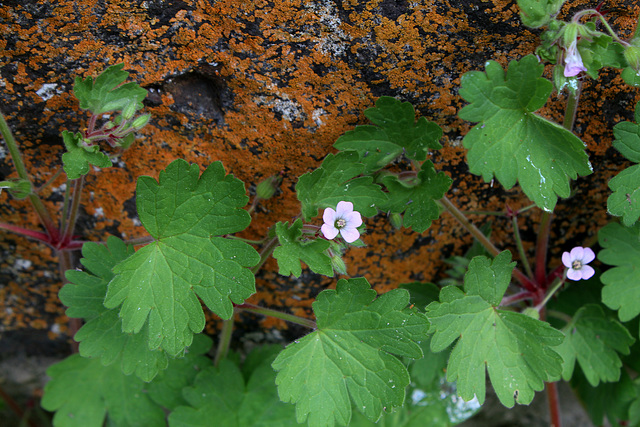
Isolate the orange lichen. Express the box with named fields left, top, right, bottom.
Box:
left=0, top=0, right=639, bottom=348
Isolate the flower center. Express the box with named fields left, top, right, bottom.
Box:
left=572, top=259, right=583, bottom=270
left=335, top=218, right=347, bottom=229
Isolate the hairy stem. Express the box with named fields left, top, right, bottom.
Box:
left=535, top=277, right=566, bottom=311
left=251, top=236, right=279, bottom=275
left=546, top=309, right=573, bottom=325
left=439, top=196, right=537, bottom=291
left=512, top=216, right=534, bottom=279
left=500, top=290, right=535, bottom=306
left=563, top=80, right=582, bottom=133
left=62, top=176, right=85, bottom=241
left=235, top=302, right=317, bottom=329
left=35, top=167, right=64, bottom=193
left=213, top=318, right=234, bottom=367
left=0, top=110, right=57, bottom=235
left=0, top=222, right=50, bottom=242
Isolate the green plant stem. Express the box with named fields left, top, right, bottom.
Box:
left=546, top=309, right=573, bottom=325
left=62, top=176, right=84, bottom=241
left=35, top=167, right=64, bottom=193
left=573, top=10, right=629, bottom=46
left=213, top=318, right=234, bottom=367
left=0, top=111, right=30, bottom=183
left=563, top=80, right=582, bottom=131
left=122, top=235, right=155, bottom=246
left=512, top=216, right=534, bottom=279
left=236, top=302, right=317, bottom=329
left=439, top=196, right=536, bottom=291
left=535, top=277, right=565, bottom=311
left=251, top=236, right=279, bottom=275
left=0, top=110, right=57, bottom=235
left=225, top=235, right=266, bottom=245
left=439, top=196, right=501, bottom=256
left=59, top=180, right=71, bottom=233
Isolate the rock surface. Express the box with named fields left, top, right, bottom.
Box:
left=0, top=0, right=638, bottom=424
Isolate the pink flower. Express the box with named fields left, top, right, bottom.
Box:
left=564, top=41, right=587, bottom=77
left=562, top=246, right=595, bottom=281
left=321, top=201, right=363, bottom=243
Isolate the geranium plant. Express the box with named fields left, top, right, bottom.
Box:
left=0, top=1, right=640, bottom=426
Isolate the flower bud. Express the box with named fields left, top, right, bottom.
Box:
left=132, top=114, right=151, bottom=130
left=624, top=46, right=640, bottom=71
left=330, top=253, right=347, bottom=275
left=389, top=212, right=403, bottom=229
left=256, top=174, right=282, bottom=200
left=121, top=102, right=137, bottom=120
left=522, top=307, right=540, bottom=320
left=562, top=23, right=580, bottom=49
left=0, top=179, right=31, bottom=200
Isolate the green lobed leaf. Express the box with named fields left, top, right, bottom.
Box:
left=608, top=101, right=640, bottom=226
left=272, top=278, right=430, bottom=426
left=378, top=161, right=452, bottom=233
left=350, top=338, right=480, bottom=427
left=273, top=219, right=333, bottom=277
left=296, top=151, right=387, bottom=220
left=334, top=126, right=404, bottom=174
left=598, top=222, right=640, bottom=322
left=61, top=130, right=112, bottom=180
left=516, top=0, right=565, bottom=28
left=426, top=251, right=564, bottom=407
left=74, top=63, right=147, bottom=115
left=146, top=334, right=213, bottom=411
left=607, top=164, right=640, bottom=227
left=398, top=282, right=441, bottom=311
left=458, top=54, right=592, bottom=212
left=169, top=345, right=297, bottom=427
left=334, top=97, right=442, bottom=173
left=622, top=67, right=640, bottom=88
left=579, top=34, right=627, bottom=79
left=105, top=159, right=259, bottom=356
left=41, top=355, right=165, bottom=427
left=59, top=236, right=170, bottom=382
left=612, top=102, right=640, bottom=163
left=557, top=304, right=634, bottom=386
left=570, top=365, right=638, bottom=426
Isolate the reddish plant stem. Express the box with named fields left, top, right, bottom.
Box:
left=0, top=222, right=50, bottom=242
left=439, top=196, right=538, bottom=292
left=546, top=380, right=562, bottom=427
left=534, top=212, right=553, bottom=291
left=0, top=383, right=37, bottom=427
left=500, top=290, right=535, bottom=306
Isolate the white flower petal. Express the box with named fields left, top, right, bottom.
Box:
left=323, top=207, right=337, bottom=224
left=567, top=269, right=582, bottom=281
left=562, top=252, right=572, bottom=268
left=582, top=247, right=596, bottom=264
left=344, top=211, right=363, bottom=228
left=340, top=227, right=360, bottom=243
left=321, top=223, right=339, bottom=240
left=570, top=246, right=584, bottom=261
left=336, top=201, right=354, bottom=216
left=581, top=265, right=595, bottom=280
